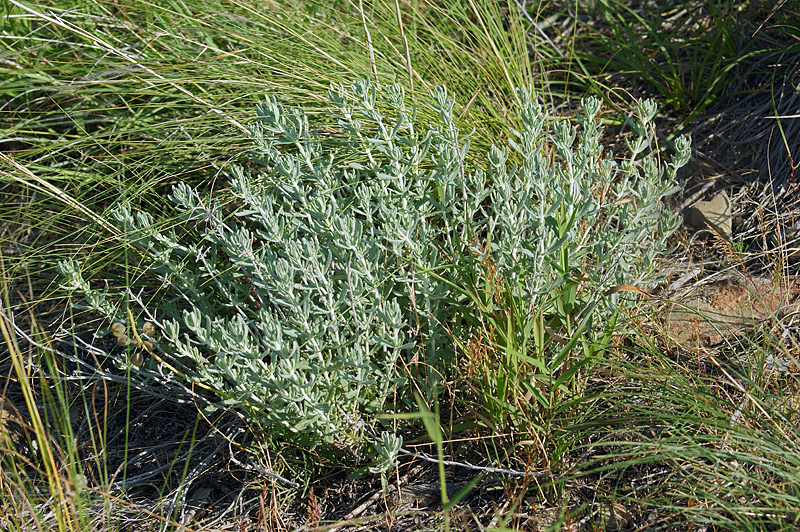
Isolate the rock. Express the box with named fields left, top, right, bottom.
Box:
left=664, top=274, right=800, bottom=352
left=685, top=190, right=732, bottom=240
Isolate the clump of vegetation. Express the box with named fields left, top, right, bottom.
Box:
left=58, top=79, right=689, bottom=460
left=3, top=0, right=798, bottom=529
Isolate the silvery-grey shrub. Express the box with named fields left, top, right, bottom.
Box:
left=59, top=79, right=690, bottom=456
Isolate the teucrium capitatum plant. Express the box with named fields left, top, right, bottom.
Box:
left=59, top=79, right=689, bottom=458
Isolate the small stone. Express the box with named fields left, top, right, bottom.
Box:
left=685, top=190, right=732, bottom=240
